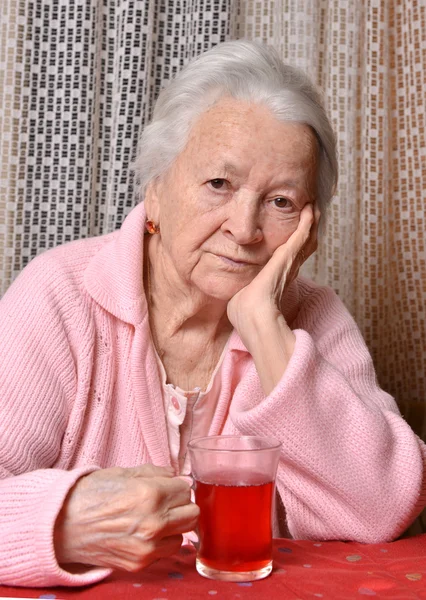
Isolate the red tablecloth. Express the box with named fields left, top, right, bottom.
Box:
left=1, top=536, right=426, bottom=599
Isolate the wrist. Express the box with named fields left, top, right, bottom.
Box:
left=242, top=311, right=296, bottom=396
left=241, top=307, right=292, bottom=351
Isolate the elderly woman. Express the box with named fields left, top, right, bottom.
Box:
left=0, top=40, right=425, bottom=588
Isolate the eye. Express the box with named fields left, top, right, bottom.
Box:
left=209, top=178, right=227, bottom=190
left=273, top=197, right=293, bottom=209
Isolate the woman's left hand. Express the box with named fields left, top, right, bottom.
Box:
left=226, top=204, right=318, bottom=394
left=227, top=203, right=317, bottom=338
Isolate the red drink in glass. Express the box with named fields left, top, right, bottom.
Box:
left=195, top=471, right=274, bottom=573
left=188, top=435, right=281, bottom=581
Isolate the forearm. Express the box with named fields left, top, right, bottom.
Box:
left=229, top=329, right=426, bottom=542
left=241, top=310, right=296, bottom=396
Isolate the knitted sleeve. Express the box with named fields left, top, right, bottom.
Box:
left=0, top=251, right=111, bottom=587
left=229, top=282, right=426, bottom=543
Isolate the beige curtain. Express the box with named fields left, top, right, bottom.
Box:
left=233, top=0, right=426, bottom=440
left=1, top=1, right=425, bottom=438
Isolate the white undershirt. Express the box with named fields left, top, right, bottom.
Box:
left=154, top=341, right=229, bottom=474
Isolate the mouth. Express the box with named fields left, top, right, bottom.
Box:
left=216, top=255, right=259, bottom=268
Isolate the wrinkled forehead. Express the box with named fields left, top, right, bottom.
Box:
left=182, top=97, right=319, bottom=168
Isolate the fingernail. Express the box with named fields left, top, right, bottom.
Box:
left=185, top=530, right=199, bottom=548
left=177, top=475, right=194, bottom=487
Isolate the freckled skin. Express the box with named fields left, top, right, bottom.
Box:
left=53, top=101, right=320, bottom=574
left=145, top=97, right=318, bottom=302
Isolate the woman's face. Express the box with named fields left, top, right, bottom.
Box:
left=145, top=97, right=318, bottom=300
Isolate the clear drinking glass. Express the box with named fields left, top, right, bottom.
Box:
left=188, top=435, right=281, bottom=582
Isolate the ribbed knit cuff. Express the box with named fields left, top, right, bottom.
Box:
left=2, top=467, right=112, bottom=587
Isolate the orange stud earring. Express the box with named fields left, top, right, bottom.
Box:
left=145, top=220, right=160, bottom=234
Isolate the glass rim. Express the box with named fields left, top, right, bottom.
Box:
left=187, top=435, right=282, bottom=453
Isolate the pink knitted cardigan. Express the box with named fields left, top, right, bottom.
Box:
left=0, top=202, right=425, bottom=588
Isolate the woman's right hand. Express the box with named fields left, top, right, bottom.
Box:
left=54, top=464, right=199, bottom=572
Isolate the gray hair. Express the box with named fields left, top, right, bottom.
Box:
left=135, top=40, right=338, bottom=214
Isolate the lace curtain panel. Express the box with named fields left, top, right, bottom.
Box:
left=0, top=1, right=425, bottom=438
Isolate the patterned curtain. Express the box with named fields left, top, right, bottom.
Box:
left=1, top=1, right=425, bottom=440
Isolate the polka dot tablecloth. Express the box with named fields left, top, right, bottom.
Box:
left=1, top=536, right=426, bottom=600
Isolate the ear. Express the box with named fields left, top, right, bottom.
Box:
left=144, top=179, right=162, bottom=225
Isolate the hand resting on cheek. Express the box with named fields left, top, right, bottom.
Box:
left=227, top=203, right=318, bottom=336
left=226, top=203, right=319, bottom=395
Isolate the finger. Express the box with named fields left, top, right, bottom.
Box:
left=177, top=475, right=194, bottom=488
left=308, top=205, right=321, bottom=243
left=160, top=502, right=200, bottom=537
left=297, top=202, right=315, bottom=239
left=139, top=476, right=193, bottom=512
left=272, top=204, right=315, bottom=285
left=184, top=529, right=199, bottom=545
left=98, top=533, right=184, bottom=572
left=272, top=203, right=314, bottom=265
left=158, top=477, right=193, bottom=508
left=314, top=204, right=321, bottom=225
left=139, top=533, right=183, bottom=567
left=131, top=496, right=198, bottom=542
left=128, top=464, right=175, bottom=479
left=302, top=204, right=321, bottom=260
left=290, top=203, right=315, bottom=255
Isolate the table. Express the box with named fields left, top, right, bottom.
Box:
left=1, top=536, right=425, bottom=600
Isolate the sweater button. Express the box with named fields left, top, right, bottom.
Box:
left=171, top=396, right=180, bottom=411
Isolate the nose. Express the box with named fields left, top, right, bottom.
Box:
left=221, top=196, right=263, bottom=245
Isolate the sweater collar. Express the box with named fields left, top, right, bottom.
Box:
left=84, top=202, right=300, bottom=350
left=84, top=202, right=149, bottom=325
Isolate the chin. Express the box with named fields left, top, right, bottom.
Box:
left=197, top=276, right=250, bottom=301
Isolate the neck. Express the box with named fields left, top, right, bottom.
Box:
left=144, top=236, right=232, bottom=346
